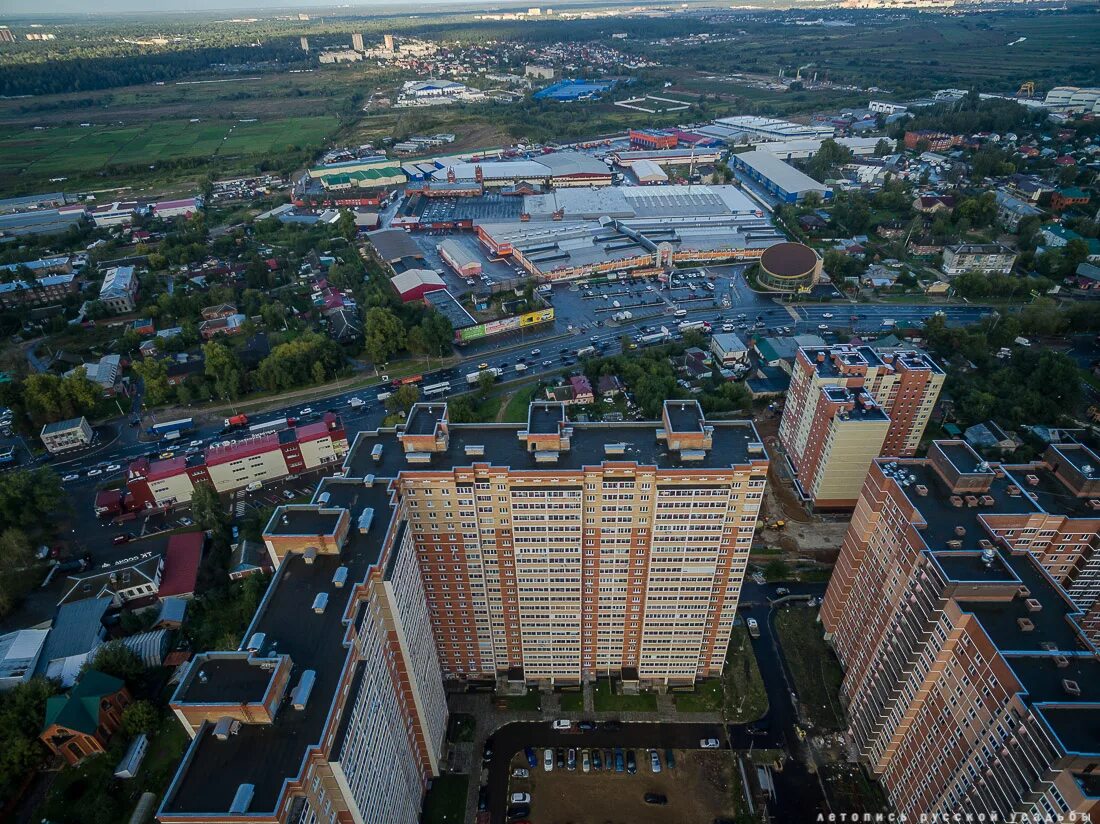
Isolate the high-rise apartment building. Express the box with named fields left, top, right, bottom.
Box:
left=778, top=344, right=944, bottom=508
left=351, top=32, right=365, bottom=52
left=821, top=439, right=1100, bottom=819
left=158, top=400, right=767, bottom=823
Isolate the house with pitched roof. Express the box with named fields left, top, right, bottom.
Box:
left=40, top=670, right=131, bottom=765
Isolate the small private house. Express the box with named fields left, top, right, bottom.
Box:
left=40, top=670, right=131, bottom=766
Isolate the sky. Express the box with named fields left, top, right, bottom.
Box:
left=3, top=0, right=585, bottom=16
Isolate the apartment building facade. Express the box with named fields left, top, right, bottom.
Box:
left=820, top=439, right=1100, bottom=820
left=40, top=416, right=93, bottom=454
left=778, top=345, right=944, bottom=508
left=127, top=414, right=348, bottom=508
left=157, top=399, right=767, bottom=824
left=941, top=242, right=1017, bottom=277
left=98, top=265, right=139, bottom=314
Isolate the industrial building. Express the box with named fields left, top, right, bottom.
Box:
left=729, top=150, right=831, bottom=203
left=390, top=269, right=447, bottom=302
left=628, top=128, right=678, bottom=150
left=432, top=150, right=612, bottom=188
left=700, top=115, right=835, bottom=143
left=779, top=345, right=944, bottom=508
left=0, top=272, right=78, bottom=310
left=613, top=146, right=725, bottom=168
left=40, top=417, right=93, bottom=454
left=630, top=159, right=668, bottom=185
left=755, top=241, right=821, bottom=291
left=756, top=136, right=882, bottom=160
left=438, top=238, right=482, bottom=276
left=125, top=415, right=348, bottom=509
left=158, top=398, right=769, bottom=823
left=821, top=439, right=1100, bottom=819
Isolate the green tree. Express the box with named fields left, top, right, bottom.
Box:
left=764, top=558, right=790, bottom=581
left=121, top=700, right=159, bottom=736
left=0, top=677, right=57, bottom=802
left=84, top=642, right=144, bottom=686
left=189, top=482, right=226, bottom=535
left=363, top=307, right=406, bottom=365
left=386, top=384, right=420, bottom=415
left=0, top=468, right=65, bottom=532
left=0, top=528, right=33, bottom=573
left=131, top=357, right=173, bottom=406
left=203, top=341, right=245, bottom=401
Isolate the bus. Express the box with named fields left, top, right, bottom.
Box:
left=422, top=381, right=451, bottom=397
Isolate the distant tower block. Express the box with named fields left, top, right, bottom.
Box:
left=352, top=32, right=364, bottom=51
left=300, top=36, right=309, bottom=52
left=383, top=33, right=395, bottom=52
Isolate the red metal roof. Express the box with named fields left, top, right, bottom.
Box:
left=147, top=456, right=187, bottom=481
left=159, top=531, right=204, bottom=597
left=205, top=433, right=281, bottom=467
left=295, top=418, right=336, bottom=443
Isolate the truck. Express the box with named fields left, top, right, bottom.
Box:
left=881, top=318, right=896, bottom=329
left=249, top=417, right=293, bottom=436
left=612, top=311, right=633, bottom=322
left=678, top=320, right=711, bottom=333
left=466, top=367, right=502, bottom=386
left=1014, top=336, right=1031, bottom=347
left=224, top=414, right=249, bottom=429
left=638, top=326, right=672, bottom=346
left=515, top=363, right=528, bottom=373
left=612, top=300, right=621, bottom=309
left=673, top=309, right=688, bottom=318
left=147, top=418, right=193, bottom=437
left=348, top=397, right=366, bottom=410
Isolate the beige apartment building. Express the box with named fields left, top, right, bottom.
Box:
left=345, top=399, right=769, bottom=689
left=779, top=345, right=944, bottom=508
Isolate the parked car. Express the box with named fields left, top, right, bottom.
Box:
left=478, top=786, right=489, bottom=811
left=106, top=464, right=121, bottom=472
left=665, top=749, right=676, bottom=769
left=179, top=517, right=193, bottom=526
left=775, top=587, right=790, bottom=597
left=509, top=793, right=531, bottom=804
left=62, top=474, right=79, bottom=482
left=506, top=804, right=530, bottom=821
left=543, top=748, right=553, bottom=772
left=650, top=750, right=662, bottom=773
left=567, top=748, right=576, bottom=771
left=578, top=720, right=596, bottom=731
left=626, top=750, right=637, bottom=774
left=614, top=748, right=625, bottom=772
left=512, top=768, right=529, bottom=779
left=524, top=747, right=537, bottom=768
left=112, top=534, right=131, bottom=545
left=591, top=749, right=602, bottom=771
left=644, top=793, right=668, bottom=806
left=552, top=719, right=572, bottom=730
left=581, top=749, right=591, bottom=773
left=87, top=468, right=103, bottom=477
left=556, top=748, right=565, bottom=768
left=700, top=738, right=721, bottom=749
left=747, top=618, right=760, bottom=639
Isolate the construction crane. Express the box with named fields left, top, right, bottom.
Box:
left=1017, top=80, right=1035, bottom=98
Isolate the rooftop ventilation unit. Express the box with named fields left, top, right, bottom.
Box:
left=1026, top=474, right=1039, bottom=486
left=1016, top=617, right=1035, bottom=632
left=950, top=496, right=963, bottom=507
left=303, top=547, right=318, bottom=565
left=364, top=474, right=376, bottom=486
left=534, top=451, right=559, bottom=463
left=964, top=495, right=979, bottom=507
left=681, top=449, right=707, bottom=462
left=980, top=495, right=995, bottom=506
left=213, top=717, right=241, bottom=740
left=291, top=670, right=316, bottom=710
left=954, top=525, right=967, bottom=536
left=1054, top=655, right=1070, bottom=669
left=978, top=539, right=993, bottom=550
left=465, top=445, right=485, bottom=457
left=229, top=784, right=255, bottom=815
left=915, top=485, right=928, bottom=496
left=1040, top=641, right=1058, bottom=652
left=1062, top=679, right=1081, bottom=697
left=246, top=632, right=266, bottom=652
left=1006, top=485, right=1021, bottom=497
left=1089, top=499, right=1100, bottom=511
left=332, top=566, right=348, bottom=588
left=317, top=492, right=331, bottom=506
left=946, top=539, right=963, bottom=549
left=312, top=592, right=329, bottom=614
left=1025, top=598, right=1042, bottom=613
left=406, top=452, right=432, bottom=464
left=605, top=443, right=627, bottom=456
left=980, top=547, right=995, bottom=567
left=1017, top=586, right=1031, bottom=598
left=371, top=444, right=384, bottom=461
left=358, top=507, right=374, bottom=534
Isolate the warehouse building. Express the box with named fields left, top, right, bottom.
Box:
left=433, top=150, right=612, bottom=188
left=730, top=150, right=831, bottom=203
left=704, top=115, right=835, bottom=142
left=613, top=147, right=724, bottom=168
left=438, top=238, right=483, bottom=276
left=125, top=415, right=348, bottom=509
left=630, top=159, right=668, bottom=185
left=628, top=128, right=678, bottom=150
left=390, top=269, right=447, bottom=302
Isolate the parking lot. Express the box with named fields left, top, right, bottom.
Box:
left=507, top=748, right=741, bottom=824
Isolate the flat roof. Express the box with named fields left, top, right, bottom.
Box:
left=404, top=403, right=446, bottom=436
left=345, top=417, right=764, bottom=478
left=365, top=228, right=423, bottom=262
left=161, top=482, right=396, bottom=815
left=265, top=506, right=343, bottom=537
left=423, top=288, right=476, bottom=330
left=930, top=550, right=1019, bottom=584
left=664, top=400, right=704, bottom=433
left=528, top=402, right=565, bottom=435
left=732, top=150, right=829, bottom=195
left=175, top=655, right=278, bottom=705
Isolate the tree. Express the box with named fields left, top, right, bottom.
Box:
left=363, top=307, right=406, bottom=365
left=256, top=332, right=344, bottom=391
left=121, top=700, right=158, bottom=736
left=85, top=642, right=144, bottom=685
left=203, top=341, right=245, bottom=401
left=131, top=357, right=173, bottom=406
left=0, top=468, right=65, bottom=533
left=0, top=528, right=32, bottom=573
left=0, top=677, right=57, bottom=802
left=477, top=370, right=496, bottom=395
left=874, top=138, right=893, bottom=157
left=336, top=210, right=358, bottom=241
left=190, top=482, right=226, bottom=535
left=386, top=384, right=420, bottom=415
left=764, top=558, right=790, bottom=581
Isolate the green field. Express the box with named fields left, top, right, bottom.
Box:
left=0, top=115, right=340, bottom=195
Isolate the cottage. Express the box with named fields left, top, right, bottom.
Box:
left=40, top=670, right=131, bottom=766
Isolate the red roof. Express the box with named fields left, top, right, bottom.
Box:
left=295, top=415, right=338, bottom=443
left=265, top=258, right=279, bottom=270
left=147, top=456, right=187, bottom=481
left=159, top=531, right=204, bottom=597
left=205, top=432, right=280, bottom=467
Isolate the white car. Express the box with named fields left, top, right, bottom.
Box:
left=300, top=407, right=313, bottom=415
left=543, top=748, right=554, bottom=772
left=106, top=464, right=121, bottom=472
left=512, top=768, right=529, bottom=779
left=62, top=474, right=79, bottom=482
left=700, top=738, right=721, bottom=749
left=509, top=793, right=531, bottom=804
left=541, top=360, right=553, bottom=367
left=87, top=468, right=103, bottom=477
left=818, top=324, right=829, bottom=331
left=530, top=348, right=541, bottom=356
left=822, top=312, right=834, bottom=319
left=552, top=719, right=572, bottom=730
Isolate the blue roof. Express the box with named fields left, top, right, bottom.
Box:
left=34, top=596, right=111, bottom=675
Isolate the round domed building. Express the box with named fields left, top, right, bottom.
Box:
left=756, top=242, right=822, bottom=292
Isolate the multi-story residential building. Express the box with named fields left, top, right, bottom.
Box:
left=994, top=190, right=1043, bottom=231
left=821, top=439, right=1100, bottom=820
left=0, top=273, right=78, bottom=310
left=158, top=399, right=767, bottom=823
left=98, top=265, right=139, bottom=314
left=158, top=478, right=447, bottom=824
left=126, top=415, right=348, bottom=509
left=40, top=416, right=93, bottom=454
left=904, top=130, right=962, bottom=152
left=778, top=345, right=944, bottom=508
left=942, top=243, right=1017, bottom=277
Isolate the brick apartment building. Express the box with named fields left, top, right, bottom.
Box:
left=127, top=414, right=348, bottom=508
left=820, top=439, right=1100, bottom=819
left=941, top=243, right=1018, bottom=277
left=778, top=345, right=944, bottom=508
left=156, top=399, right=769, bottom=823
left=904, top=130, right=963, bottom=152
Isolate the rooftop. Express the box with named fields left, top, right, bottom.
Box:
left=265, top=506, right=344, bottom=537
left=161, top=482, right=396, bottom=816
left=732, top=150, right=829, bottom=195
left=404, top=403, right=446, bottom=436
left=174, top=655, right=279, bottom=705
left=664, top=400, right=704, bottom=434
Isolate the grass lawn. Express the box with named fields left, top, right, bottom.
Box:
left=773, top=608, right=846, bottom=731
left=592, top=679, right=657, bottom=713
left=673, top=624, right=768, bottom=722
left=447, top=713, right=476, bottom=743
left=559, top=691, right=584, bottom=712
left=501, top=384, right=538, bottom=422
left=503, top=691, right=542, bottom=712
left=820, top=763, right=890, bottom=814
left=421, top=774, right=469, bottom=824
